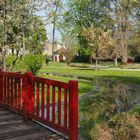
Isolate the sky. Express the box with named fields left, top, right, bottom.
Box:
left=35, top=0, right=66, bottom=43
left=36, top=10, right=62, bottom=43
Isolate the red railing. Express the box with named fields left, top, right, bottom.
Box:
left=0, top=70, right=78, bottom=140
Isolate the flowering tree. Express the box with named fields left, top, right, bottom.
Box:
left=81, top=25, right=116, bottom=70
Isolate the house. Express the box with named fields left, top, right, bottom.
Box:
left=43, top=41, right=66, bottom=62
left=54, top=47, right=66, bottom=62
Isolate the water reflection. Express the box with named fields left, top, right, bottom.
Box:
left=79, top=78, right=140, bottom=140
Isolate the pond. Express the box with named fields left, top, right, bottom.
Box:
left=79, top=78, right=140, bottom=140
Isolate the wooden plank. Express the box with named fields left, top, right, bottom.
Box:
left=0, top=123, right=35, bottom=134
left=0, top=108, right=66, bottom=140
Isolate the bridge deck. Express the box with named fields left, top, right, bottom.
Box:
left=0, top=107, right=65, bottom=140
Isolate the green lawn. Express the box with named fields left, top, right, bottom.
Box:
left=40, top=63, right=140, bottom=85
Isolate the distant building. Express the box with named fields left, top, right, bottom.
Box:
left=54, top=47, right=66, bottom=62
left=43, top=41, right=66, bottom=62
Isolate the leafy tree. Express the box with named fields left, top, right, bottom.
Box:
left=111, top=0, right=140, bottom=64
left=25, top=16, right=47, bottom=54
left=128, top=29, right=140, bottom=56
left=81, top=25, right=116, bottom=70
left=62, top=0, right=140, bottom=64
left=62, top=0, right=113, bottom=63
left=0, top=0, right=33, bottom=70
left=0, top=0, right=47, bottom=71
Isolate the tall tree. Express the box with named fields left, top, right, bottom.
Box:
left=0, top=0, right=47, bottom=70
left=35, top=0, right=64, bottom=61
left=111, top=0, right=140, bottom=64
left=0, top=0, right=32, bottom=70
left=62, top=0, right=113, bottom=63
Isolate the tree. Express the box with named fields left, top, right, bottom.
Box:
left=0, top=0, right=32, bottom=70
left=0, top=0, right=47, bottom=70
left=128, top=29, right=140, bottom=56
left=111, top=0, right=140, bottom=64
left=36, top=0, right=64, bottom=61
left=25, top=16, right=47, bottom=54
left=81, top=25, right=116, bottom=70
left=62, top=0, right=113, bottom=63
left=63, top=0, right=140, bottom=65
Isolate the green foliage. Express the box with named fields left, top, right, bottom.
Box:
left=26, top=16, right=47, bottom=54
left=44, top=55, right=51, bottom=65
left=81, top=26, right=116, bottom=59
left=62, top=0, right=113, bottom=56
left=6, top=55, right=15, bottom=67
left=0, top=0, right=47, bottom=70
left=23, top=54, right=44, bottom=75
left=65, top=47, right=77, bottom=65
left=130, top=105, right=140, bottom=115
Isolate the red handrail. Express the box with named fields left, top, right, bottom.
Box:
left=0, top=69, right=78, bottom=140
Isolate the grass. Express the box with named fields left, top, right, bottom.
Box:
left=40, top=62, right=140, bottom=85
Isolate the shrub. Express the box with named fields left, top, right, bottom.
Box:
left=6, top=55, right=15, bottom=68
left=65, top=47, right=77, bottom=65
left=23, top=54, right=44, bottom=75
left=45, top=55, right=51, bottom=65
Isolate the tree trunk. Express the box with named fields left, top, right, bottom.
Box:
left=95, top=59, right=98, bottom=71
left=122, top=55, right=127, bottom=64
left=121, top=41, right=128, bottom=64
left=11, top=49, right=19, bottom=70
left=52, top=5, right=58, bottom=62
left=22, top=34, right=26, bottom=56
left=114, top=0, right=129, bottom=65
left=89, top=55, right=93, bottom=64
left=114, top=57, right=118, bottom=66
left=2, top=48, right=6, bottom=71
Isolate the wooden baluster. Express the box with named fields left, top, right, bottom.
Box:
left=7, top=76, right=9, bottom=104
left=64, top=89, right=68, bottom=128
left=14, top=78, right=17, bottom=108
left=18, top=79, right=21, bottom=109
left=0, top=69, right=3, bottom=106
left=36, top=82, right=40, bottom=117
left=8, top=76, right=11, bottom=105
left=52, top=86, right=55, bottom=123
left=22, top=72, right=34, bottom=114
left=4, top=76, right=6, bottom=103
left=6, top=76, right=9, bottom=104
left=47, top=85, right=50, bottom=121
left=11, top=78, right=13, bottom=106
left=69, top=80, right=78, bottom=140
left=41, top=83, right=44, bottom=119
left=58, top=87, right=61, bottom=125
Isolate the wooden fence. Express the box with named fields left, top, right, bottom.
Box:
left=0, top=70, right=78, bottom=140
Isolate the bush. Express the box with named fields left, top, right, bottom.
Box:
left=6, top=55, right=15, bottom=68
left=44, top=55, right=51, bottom=65
left=23, top=54, right=44, bottom=75
left=65, top=47, right=77, bottom=65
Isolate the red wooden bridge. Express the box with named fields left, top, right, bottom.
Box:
left=0, top=70, right=78, bottom=140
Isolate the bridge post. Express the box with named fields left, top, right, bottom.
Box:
left=69, top=80, right=78, bottom=140
left=0, top=68, right=2, bottom=106
left=22, top=72, right=34, bottom=115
